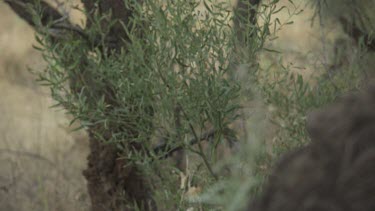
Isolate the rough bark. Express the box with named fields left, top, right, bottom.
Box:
left=6, top=0, right=261, bottom=210
left=5, top=1, right=155, bottom=210
left=233, top=0, right=261, bottom=45
left=83, top=134, right=156, bottom=211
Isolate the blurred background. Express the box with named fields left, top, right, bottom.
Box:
left=0, top=0, right=351, bottom=210
left=0, top=1, right=90, bottom=210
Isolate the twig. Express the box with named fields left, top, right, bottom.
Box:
left=153, top=128, right=216, bottom=160
left=233, top=0, right=261, bottom=44
left=339, top=17, right=375, bottom=51
left=0, top=148, right=55, bottom=166
left=0, top=148, right=70, bottom=181
left=4, top=0, right=90, bottom=42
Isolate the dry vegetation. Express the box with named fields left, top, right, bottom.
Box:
left=0, top=2, right=89, bottom=210
left=0, top=0, right=360, bottom=210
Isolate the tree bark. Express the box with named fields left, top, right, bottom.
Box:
left=233, top=0, right=261, bottom=44
left=6, top=1, right=262, bottom=210
left=5, top=1, right=155, bottom=210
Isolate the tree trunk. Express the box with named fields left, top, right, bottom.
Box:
left=83, top=135, right=156, bottom=211
left=5, top=1, right=155, bottom=210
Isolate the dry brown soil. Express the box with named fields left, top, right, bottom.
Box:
left=0, top=2, right=90, bottom=210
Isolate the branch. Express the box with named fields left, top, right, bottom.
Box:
left=0, top=148, right=55, bottom=166
left=4, top=0, right=89, bottom=41
left=233, top=0, right=262, bottom=43
left=152, top=127, right=238, bottom=160
left=5, top=0, right=61, bottom=26
left=153, top=128, right=216, bottom=160
left=0, top=148, right=71, bottom=181
left=339, top=17, right=375, bottom=51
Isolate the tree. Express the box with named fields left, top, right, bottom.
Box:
left=4, top=0, right=266, bottom=210
left=6, top=0, right=375, bottom=210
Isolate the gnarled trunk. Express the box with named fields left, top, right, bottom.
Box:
left=5, top=1, right=155, bottom=210
left=83, top=135, right=155, bottom=211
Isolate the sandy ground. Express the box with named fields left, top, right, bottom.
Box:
left=0, top=0, right=342, bottom=210
left=0, top=2, right=90, bottom=211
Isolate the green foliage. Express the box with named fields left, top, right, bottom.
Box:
left=34, top=0, right=275, bottom=209
left=257, top=62, right=363, bottom=156
left=37, top=0, right=240, bottom=150
left=32, top=0, right=374, bottom=210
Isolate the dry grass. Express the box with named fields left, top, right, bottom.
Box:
left=0, top=2, right=89, bottom=211
left=258, top=0, right=344, bottom=81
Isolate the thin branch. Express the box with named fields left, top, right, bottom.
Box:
left=233, top=0, right=262, bottom=43
left=339, top=17, right=375, bottom=51
left=5, top=0, right=61, bottom=26
left=0, top=148, right=55, bottom=166
left=153, top=128, right=216, bottom=160
left=152, top=126, right=238, bottom=160
left=4, top=0, right=89, bottom=42
left=0, top=148, right=71, bottom=181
